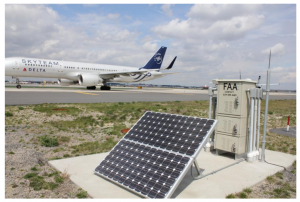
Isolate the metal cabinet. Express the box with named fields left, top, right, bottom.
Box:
left=214, top=79, right=256, bottom=159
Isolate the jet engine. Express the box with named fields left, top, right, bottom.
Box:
left=78, top=74, right=102, bottom=86
left=58, top=79, right=78, bottom=86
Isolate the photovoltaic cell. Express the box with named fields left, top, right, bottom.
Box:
left=95, top=140, right=190, bottom=198
left=95, top=111, right=217, bottom=198
left=124, top=111, right=215, bottom=157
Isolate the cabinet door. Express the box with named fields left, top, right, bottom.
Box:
left=216, top=116, right=248, bottom=137
left=217, top=82, right=242, bottom=116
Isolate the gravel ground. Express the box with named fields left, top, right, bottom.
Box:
left=5, top=129, right=91, bottom=198
left=226, top=161, right=296, bottom=199
left=248, top=164, right=296, bottom=198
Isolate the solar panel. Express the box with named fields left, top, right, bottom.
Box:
left=95, top=111, right=217, bottom=198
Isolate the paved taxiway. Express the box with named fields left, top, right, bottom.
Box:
left=5, top=85, right=296, bottom=105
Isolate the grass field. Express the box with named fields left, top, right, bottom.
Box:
left=5, top=100, right=296, bottom=198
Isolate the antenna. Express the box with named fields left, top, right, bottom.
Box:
left=239, top=69, right=241, bottom=79
left=261, top=49, right=271, bottom=162
left=268, top=50, right=271, bottom=69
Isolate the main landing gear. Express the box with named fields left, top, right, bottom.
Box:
left=100, top=86, right=111, bottom=90
left=86, top=85, right=111, bottom=90
left=16, top=77, right=21, bottom=89
left=100, top=80, right=111, bottom=90
left=87, top=86, right=96, bottom=90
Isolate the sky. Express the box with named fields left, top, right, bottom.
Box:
left=4, top=4, right=297, bottom=90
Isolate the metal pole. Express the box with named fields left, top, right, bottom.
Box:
left=261, top=51, right=271, bottom=162
left=248, top=98, right=254, bottom=155
left=253, top=97, right=257, bottom=153
left=208, top=87, right=213, bottom=119
left=205, top=87, right=215, bottom=152
left=256, top=97, right=261, bottom=159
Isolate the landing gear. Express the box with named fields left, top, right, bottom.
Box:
left=100, top=80, right=111, bottom=90
left=16, top=77, right=21, bottom=89
left=100, top=86, right=111, bottom=90
left=87, top=86, right=96, bottom=90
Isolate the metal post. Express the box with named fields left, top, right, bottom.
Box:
left=261, top=69, right=271, bottom=162
left=208, top=87, right=213, bottom=119
left=205, top=87, right=215, bottom=152
left=256, top=96, right=261, bottom=160
left=247, top=97, right=254, bottom=162
left=211, top=97, right=217, bottom=142
left=253, top=97, right=257, bottom=159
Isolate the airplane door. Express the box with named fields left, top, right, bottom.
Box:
left=59, top=64, right=63, bottom=72
left=13, top=60, right=19, bottom=70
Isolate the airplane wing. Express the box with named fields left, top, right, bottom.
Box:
left=99, top=70, right=148, bottom=79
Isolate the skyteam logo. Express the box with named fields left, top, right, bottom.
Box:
left=153, top=53, right=162, bottom=64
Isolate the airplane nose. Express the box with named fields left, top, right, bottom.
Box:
left=5, top=58, right=13, bottom=71
left=5, top=58, right=15, bottom=75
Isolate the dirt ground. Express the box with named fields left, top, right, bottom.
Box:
left=5, top=129, right=91, bottom=198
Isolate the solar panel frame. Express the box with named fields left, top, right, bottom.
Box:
left=94, top=111, right=218, bottom=198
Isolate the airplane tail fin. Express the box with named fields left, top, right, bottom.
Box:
left=142, top=46, right=167, bottom=69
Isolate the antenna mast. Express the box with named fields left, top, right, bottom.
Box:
left=261, top=50, right=271, bottom=162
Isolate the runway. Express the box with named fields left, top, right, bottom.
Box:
left=5, top=85, right=297, bottom=105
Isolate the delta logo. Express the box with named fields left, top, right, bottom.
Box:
left=22, top=67, right=46, bottom=72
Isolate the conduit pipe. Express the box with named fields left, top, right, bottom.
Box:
left=248, top=88, right=263, bottom=162
left=253, top=96, right=257, bottom=160
left=247, top=95, right=254, bottom=162
left=256, top=90, right=262, bottom=160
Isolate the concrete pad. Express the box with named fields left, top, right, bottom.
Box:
left=269, top=127, right=296, bottom=138
left=49, top=150, right=295, bottom=198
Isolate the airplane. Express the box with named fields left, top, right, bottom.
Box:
left=5, top=46, right=177, bottom=90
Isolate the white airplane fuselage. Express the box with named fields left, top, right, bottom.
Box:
left=5, top=57, right=166, bottom=84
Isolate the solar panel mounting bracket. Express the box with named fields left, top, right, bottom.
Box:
left=193, top=160, right=204, bottom=176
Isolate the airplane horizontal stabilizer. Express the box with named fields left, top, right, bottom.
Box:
left=159, top=72, right=180, bottom=75
left=165, top=56, right=177, bottom=70
left=99, top=70, right=148, bottom=79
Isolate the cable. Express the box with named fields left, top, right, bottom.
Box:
left=262, top=159, right=286, bottom=171
left=259, top=147, right=286, bottom=170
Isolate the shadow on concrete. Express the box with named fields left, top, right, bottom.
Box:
left=171, top=166, right=195, bottom=198
left=171, top=150, right=236, bottom=198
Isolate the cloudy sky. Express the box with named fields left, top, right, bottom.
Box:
left=5, top=4, right=296, bottom=90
